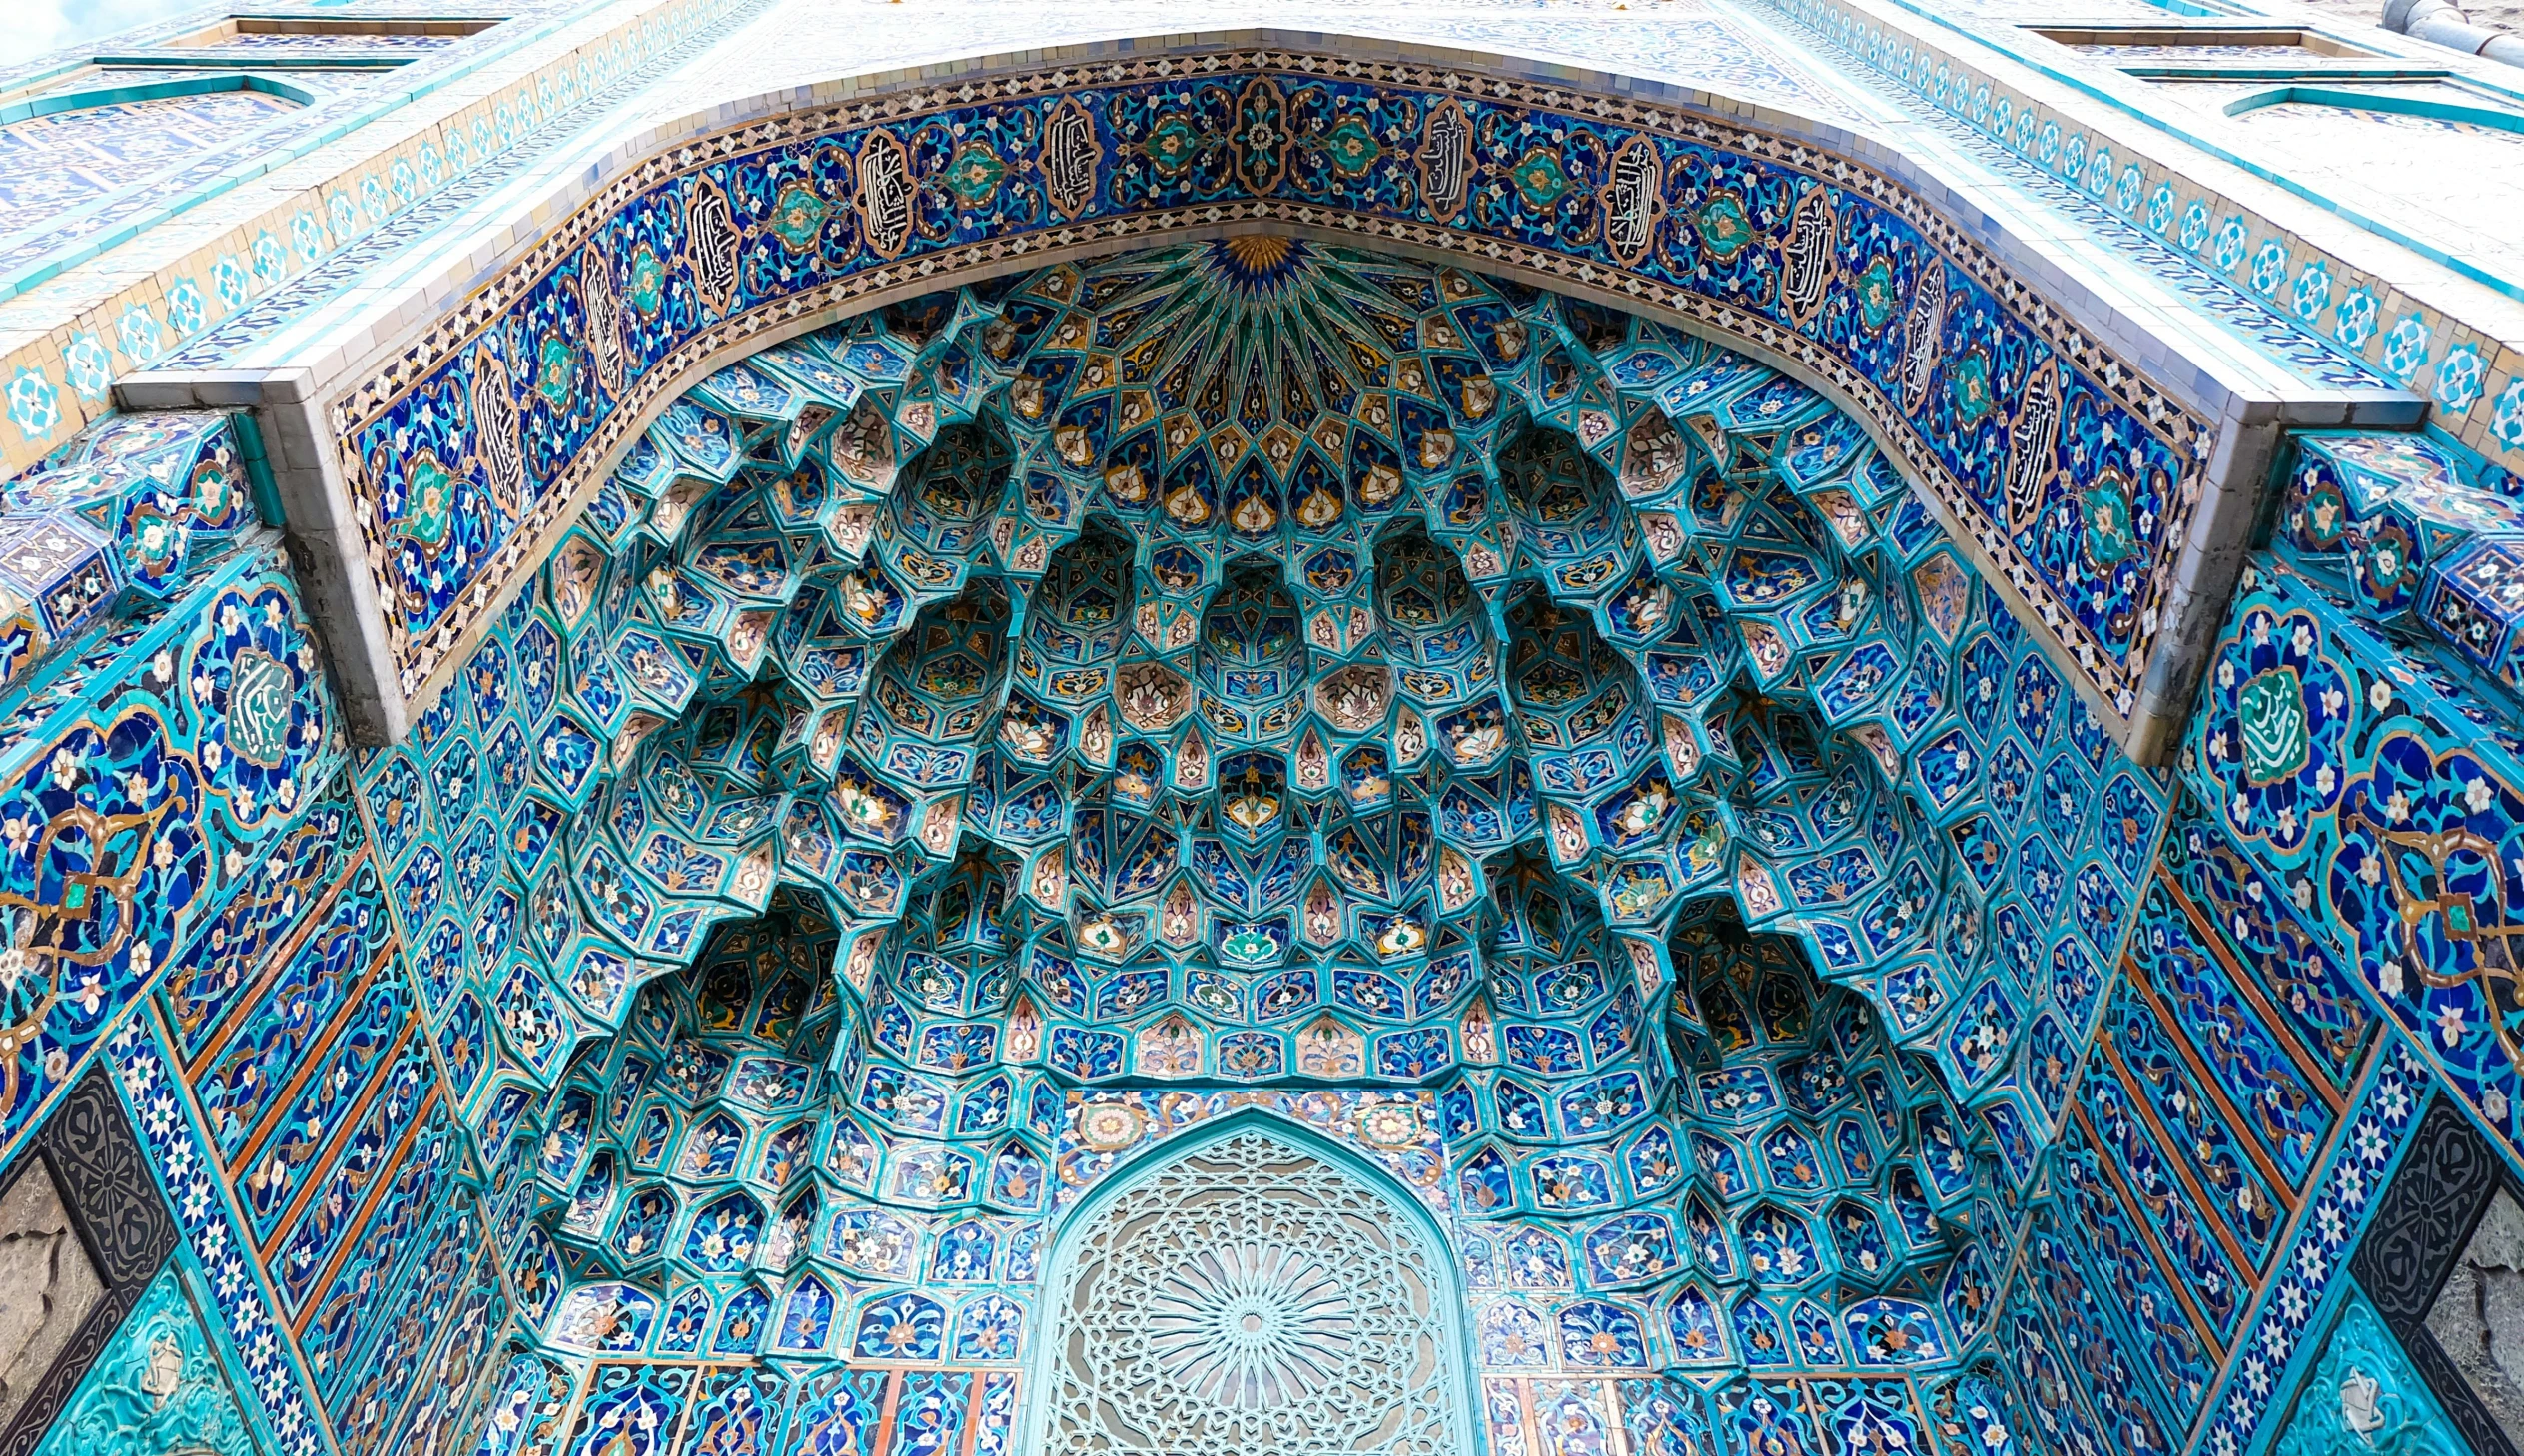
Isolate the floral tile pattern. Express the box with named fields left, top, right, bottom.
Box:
left=331, top=46, right=2220, bottom=744
left=0, top=5, right=2521, bottom=1456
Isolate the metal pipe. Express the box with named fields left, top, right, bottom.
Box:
left=2383, top=0, right=2524, bottom=68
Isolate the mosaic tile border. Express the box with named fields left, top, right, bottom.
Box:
left=2195, top=1039, right=2425, bottom=1456
left=0, top=0, right=753, bottom=482
left=1743, top=0, right=2402, bottom=398
left=156, top=0, right=781, bottom=370
left=1763, top=0, right=2524, bottom=471
left=318, top=37, right=2230, bottom=755
left=109, top=1013, right=331, bottom=1456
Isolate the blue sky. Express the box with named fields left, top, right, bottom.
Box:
left=8, top=0, right=212, bottom=63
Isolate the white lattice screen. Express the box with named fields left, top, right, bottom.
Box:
left=1039, top=1130, right=1467, bottom=1455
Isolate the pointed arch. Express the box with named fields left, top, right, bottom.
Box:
left=1025, top=1107, right=1480, bottom=1455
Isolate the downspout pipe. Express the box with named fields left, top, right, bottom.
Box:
left=2384, top=0, right=2524, bottom=68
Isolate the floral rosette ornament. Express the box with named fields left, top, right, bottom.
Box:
left=2194, top=598, right=2349, bottom=862
left=0, top=710, right=203, bottom=1142
left=187, top=581, right=330, bottom=837
left=2328, top=728, right=2524, bottom=1103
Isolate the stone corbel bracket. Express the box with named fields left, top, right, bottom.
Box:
left=115, top=365, right=406, bottom=741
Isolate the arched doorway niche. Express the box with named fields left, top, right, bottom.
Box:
left=1026, top=1107, right=1482, bottom=1456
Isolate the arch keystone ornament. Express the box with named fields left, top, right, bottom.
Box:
left=1034, top=1120, right=1475, bottom=1456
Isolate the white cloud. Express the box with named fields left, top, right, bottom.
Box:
left=4, top=0, right=215, bottom=66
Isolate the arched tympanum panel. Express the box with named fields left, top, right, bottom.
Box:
left=1034, top=1121, right=1475, bottom=1456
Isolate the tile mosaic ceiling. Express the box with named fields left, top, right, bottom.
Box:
left=400, top=238, right=2140, bottom=1123
left=7, top=4, right=2524, bottom=1456
left=307, top=236, right=2170, bottom=1445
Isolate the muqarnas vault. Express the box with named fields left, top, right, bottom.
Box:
left=2, top=5, right=2524, bottom=1456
